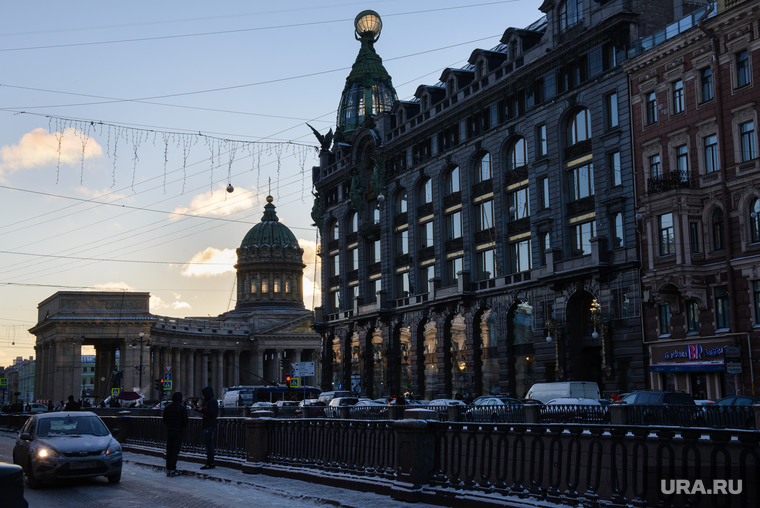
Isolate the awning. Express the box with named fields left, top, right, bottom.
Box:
left=649, top=362, right=725, bottom=373
left=114, top=391, right=142, bottom=400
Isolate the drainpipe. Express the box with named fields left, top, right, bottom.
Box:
left=698, top=6, right=741, bottom=394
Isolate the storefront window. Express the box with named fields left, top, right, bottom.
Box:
left=479, top=310, right=499, bottom=396
left=371, top=329, right=385, bottom=399
left=512, top=301, right=534, bottom=398
left=399, top=326, right=412, bottom=396
left=350, top=333, right=362, bottom=395
left=423, top=320, right=438, bottom=400
left=691, top=372, right=708, bottom=400
left=450, top=315, right=467, bottom=399
left=331, top=336, right=342, bottom=390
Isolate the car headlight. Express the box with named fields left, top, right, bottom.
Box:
left=106, top=441, right=121, bottom=456
left=38, top=447, right=59, bottom=459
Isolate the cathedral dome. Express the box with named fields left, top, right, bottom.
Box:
left=240, top=195, right=299, bottom=249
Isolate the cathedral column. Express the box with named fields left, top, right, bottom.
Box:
left=33, top=345, right=42, bottom=402
left=187, top=349, right=195, bottom=398
left=233, top=350, right=240, bottom=386
left=201, top=351, right=209, bottom=390
left=216, top=350, right=224, bottom=396
left=173, top=348, right=181, bottom=395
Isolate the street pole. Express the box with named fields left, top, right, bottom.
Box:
left=131, top=333, right=150, bottom=396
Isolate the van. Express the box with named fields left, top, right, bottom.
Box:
left=317, top=390, right=352, bottom=404
left=525, top=382, right=600, bottom=403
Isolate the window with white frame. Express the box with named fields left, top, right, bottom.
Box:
left=609, top=151, right=621, bottom=186
left=395, top=189, right=408, bottom=215
left=736, top=50, right=750, bottom=88
left=649, top=154, right=661, bottom=179
left=419, top=221, right=434, bottom=248
left=568, top=163, right=594, bottom=200
left=446, top=211, right=462, bottom=240
left=751, top=198, right=760, bottom=243
left=605, top=91, right=619, bottom=129
left=612, top=213, right=624, bottom=248
left=675, top=145, right=689, bottom=181
left=474, top=152, right=492, bottom=183
left=646, top=92, right=658, bottom=125
left=687, top=301, right=700, bottom=332
left=539, top=177, right=550, bottom=210
left=395, top=271, right=410, bottom=299
left=537, top=124, right=548, bottom=157
left=349, top=248, right=359, bottom=271
left=740, top=121, right=756, bottom=162
left=476, top=200, right=494, bottom=231
left=559, top=0, right=583, bottom=31
left=672, top=80, right=684, bottom=115
left=476, top=248, right=496, bottom=280
left=570, top=220, right=595, bottom=257
left=704, top=134, right=719, bottom=173
left=419, top=265, right=434, bottom=294
left=445, top=166, right=460, bottom=195
left=507, top=137, right=528, bottom=170
left=715, top=286, right=730, bottom=330
left=712, top=209, right=725, bottom=251
left=659, top=303, right=671, bottom=335
left=508, top=188, right=530, bottom=220
left=446, top=257, right=463, bottom=285
left=418, top=178, right=432, bottom=205
left=395, top=229, right=409, bottom=256
left=700, top=67, right=713, bottom=102
left=658, top=213, right=675, bottom=256
left=510, top=240, right=531, bottom=273
left=567, top=108, right=591, bottom=145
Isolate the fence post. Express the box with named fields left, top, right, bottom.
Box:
left=753, top=404, right=760, bottom=430
left=242, top=417, right=270, bottom=474
left=390, top=419, right=435, bottom=502
left=524, top=404, right=539, bottom=423
left=447, top=403, right=461, bottom=423
left=610, top=403, right=628, bottom=425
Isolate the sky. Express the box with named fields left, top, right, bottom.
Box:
left=0, top=1, right=540, bottom=367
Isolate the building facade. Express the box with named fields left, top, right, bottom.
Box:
left=313, top=2, right=707, bottom=400
left=3, top=356, right=35, bottom=404
left=30, top=196, right=321, bottom=403
left=624, top=0, right=760, bottom=399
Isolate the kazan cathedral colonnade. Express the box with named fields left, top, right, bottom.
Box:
left=30, top=195, right=321, bottom=403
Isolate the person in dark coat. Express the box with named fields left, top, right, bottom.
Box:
left=64, top=395, right=80, bottom=411
left=193, top=386, right=218, bottom=469
left=162, top=391, right=189, bottom=477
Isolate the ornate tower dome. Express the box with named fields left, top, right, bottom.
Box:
left=235, top=195, right=305, bottom=310
left=336, top=10, right=398, bottom=137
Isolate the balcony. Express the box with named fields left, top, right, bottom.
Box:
left=368, top=262, right=382, bottom=275
left=328, top=239, right=339, bottom=251
left=504, top=166, right=529, bottom=185
left=395, top=253, right=410, bottom=266
left=472, top=179, right=493, bottom=197
left=564, top=139, right=592, bottom=160
left=475, top=227, right=496, bottom=244
left=347, top=232, right=358, bottom=245
left=507, top=218, right=531, bottom=235
left=417, top=202, right=434, bottom=217
left=443, top=192, right=462, bottom=208
left=567, top=196, right=595, bottom=216
left=359, top=223, right=381, bottom=241
left=418, top=246, right=435, bottom=261
left=394, top=213, right=408, bottom=228
left=647, top=171, right=693, bottom=195
left=445, top=238, right=464, bottom=252
left=347, top=269, right=359, bottom=281
left=328, top=275, right=341, bottom=287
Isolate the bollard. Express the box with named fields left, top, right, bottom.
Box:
left=523, top=404, right=539, bottom=423
left=609, top=403, right=628, bottom=425
left=242, top=417, right=270, bottom=474
left=447, top=403, right=461, bottom=423
left=753, top=404, right=760, bottom=430
left=339, top=406, right=350, bottom=419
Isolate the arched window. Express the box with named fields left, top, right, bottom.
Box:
left=445, top=166, right=460, bottom=195
left=347, top=212, right=358, bottom=234
left=507, top=137, right=528, bottom=170
left=418, top=178, right=432, bottom=205
left=567, top=108, right=592, bottom=146
left=474, top=152, right=492, bottom=183
left=712, top=209, right=725, bottom=251
left=329, top=220, right=340, bottom=242
left=395, top=189, right=408, bottom=215
left=750, top=198, right=760, bottom=243
left=560, top=0, right=583, bottom=31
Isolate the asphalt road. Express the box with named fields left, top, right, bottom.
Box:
left=0, top=431, right=445, bottom=508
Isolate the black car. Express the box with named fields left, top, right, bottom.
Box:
left=621, top=390, right=703, bottom=426
left=464, top=396, right=525, bottom=422
left=702, top=395, right=760, bottom=429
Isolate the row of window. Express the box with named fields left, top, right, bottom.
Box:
left=249, top=277, right=297, bottom=295
left=657, top=198, right=760, bottom=257
left=644, top=50, right=751, bottom=127
left=658, top=281, right=760, bottom=336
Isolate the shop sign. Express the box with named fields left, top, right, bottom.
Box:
left=725, top=361, right=742, bottom=375
left=724, top=346, right=741, bottom=359
left=663, top=344, right=723, bottom=361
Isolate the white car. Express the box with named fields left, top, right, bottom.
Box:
left=28, top=403, right=48, bottom=413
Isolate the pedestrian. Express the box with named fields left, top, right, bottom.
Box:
left=193, top=386, right=218, bottom=470
left=47, top=401, right=53, bottom=411
left=64, top=395, right=80, bottom=411
left=162, top=391, right=188, bottom=477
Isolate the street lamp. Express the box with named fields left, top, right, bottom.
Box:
left=590, top=299, right=612, bottom=377
left=545, top=318, right=564, bottom=379
left=130, top=332, right=150, bottom=394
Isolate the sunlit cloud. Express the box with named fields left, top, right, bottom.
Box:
left=298, top=238, right=321, bottom=310
left=181, top=247, right=236, bottom=277
left=150, top=294, right=192, bottom=312
left=74, top=186, right=130, bottom=203
left=170, top=183, right=256, bottom=220
left=0, top=127, right=103, bottom=179
left=173, top=301, right=192, bottom=310
left=85, top=282, right=135, bottom=291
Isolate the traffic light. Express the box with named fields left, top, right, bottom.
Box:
left=154, top=379, right=162, bottom=392
left=280, top=358, right=286, bottom=370
left=286, top=375, right=291, bottom=383
left=111, top=370, right=122, bottom=388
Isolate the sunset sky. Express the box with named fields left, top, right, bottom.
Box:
left=0, top=1, right=538, bottom=367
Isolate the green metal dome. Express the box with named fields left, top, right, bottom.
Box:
left=336, top=11, right=397, bottom=136
left=240, top=196, right=299, bottom=248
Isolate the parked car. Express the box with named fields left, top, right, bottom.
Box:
left=295, top=399, right=325, bottom=418
left=324, top=397, right=359, bottom=418
left=27, top=404, right=47, bottom=414
left=702, top=396, right=760, bottom=429
left=274, top=400, right=298, bottom=417
left=621, top=390, right=702, bottom=426
left=0, top=462, right=27, bottom=508
left=250, top=401, right=274, bottom=408
left=540, top=397, right=607, bottom=423
left=349, top=399, right=387, bottom=418
left=12, top=412, right=122, bottom=488
left=465, top=396, right=524, bottom=422
left=526, top=382, right=601, bottom=403
left=317, top=391, right=352, bottom=404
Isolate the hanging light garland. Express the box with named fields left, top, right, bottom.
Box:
left=44, top=115, right=317, bottom=199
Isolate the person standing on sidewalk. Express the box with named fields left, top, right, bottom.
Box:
left=162, top=391, right=188, bottom=477
left=194, top=386, right=218, bottom=470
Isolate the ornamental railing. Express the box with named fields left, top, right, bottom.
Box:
left=647, top=170, right=694, bottom=195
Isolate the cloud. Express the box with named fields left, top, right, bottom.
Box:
left=302, top=275, right=321, bottom=311
left=170, top=183, right=256, bottom=220
left=150, top=294, right=191, bottom=312
left=85, top=282, right=135, bottom=291
left=0, top=127, right=103, bottom=178
left=181, top=247, right=236, bottom=277
left=74, top=186, right=130, bottom=203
